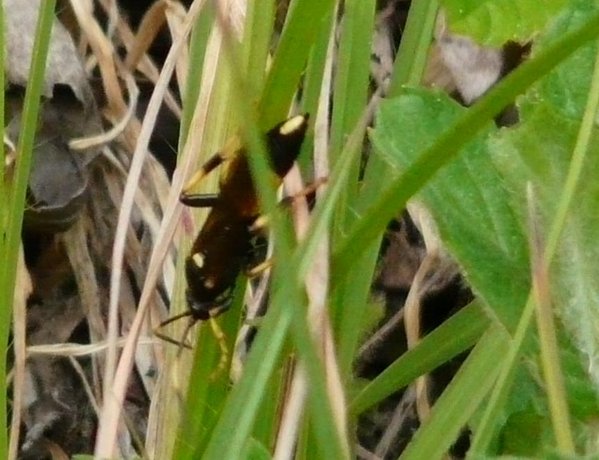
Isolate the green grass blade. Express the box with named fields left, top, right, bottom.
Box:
left=201, top=229, right=346, bottom=459
left=179, top=3, right=215, bottom=141
left=329, top=0, right=375, bottom=175
left=173, top=286, right=245, bottom=458
left=200, top=299, right=295, bottom=459
left=468, top=295, right=534, bottom=455
left=0, top=1, right=4, bottom=194
left=400, top=324, right=510, bottom=460
left=250, top=370, right=285, bottom=449
left=471, top=7, right=599, bottom=453
left=371, top=89, right=529, bottom=331
left=350, top=301, right=490, bottom=416
left=529, top=188, right=575, bottom=454
left=258, top=0, right=336, bottom=128
left=170, top=2, right=285, bottom=455
left=0, top=2, right=5, bottom=456
left=300, top=7, right=335, bottom=118
left=387, top=0, right=438, bottom=94
left=333, top=0, right=438, bottom=378
left=242, top=438, right=271, bottom=460
left=289, top=303, right=351, bottom=459
left=334, top=241, right=380, bottom=377
left=193, top=2, right=344, bottom=453
left=0, top=2, right=55, bottom=455
left=296, top=6, right=335, bottom=174
left=242, top=0, right=275, bottom=98
left=324, top=0, right=377, bottom=373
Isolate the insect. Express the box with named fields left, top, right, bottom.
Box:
left=156, top=114, right=310, bottom=353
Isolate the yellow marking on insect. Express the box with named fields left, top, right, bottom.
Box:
left=182, top=137, right=243, bottom=194
left=278, top=115, right=306, bottom=135
left=192, top=252, right=205, bottom=268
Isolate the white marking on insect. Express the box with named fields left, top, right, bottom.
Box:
left=192, top=252, right=205, bottom=268
left=204, top=277, right=215, bottom=289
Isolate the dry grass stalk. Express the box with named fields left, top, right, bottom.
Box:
left=93, top=1, right=208, bottom=456
left=97, top=0, right=182, bottom=118
left=68, top=73, right=140, bottom=151
left=26, top=337, right=156, bottom=357
left=68, top=0, right=128, bottom=117
left=6, top=1, right=184, bottom=456
left=123, top=1, right=167, bottom=72
left=164, top=1, right=190, bottom=94
left=9, top=246, right=32, bottom=460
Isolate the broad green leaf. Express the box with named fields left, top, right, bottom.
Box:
left=441, top=0, right=569, bottom=46
left=472, top=343, right=595, bottom=456
left=489, top=103, right=599, bottom=392
left=492, top=326, right=599, bottom=456
left=371, top=89, right=530, bottom=332
left=371, top=2, right=599, bottom=454
left=532, top=0, right=598, bottom=120
left=335, top=9, right=599, bottom=287
left=560, top=332, right=599, bottom=421
left=497, top=408, right=547, bottom=457
left=489, top=0, right=599, bottom=395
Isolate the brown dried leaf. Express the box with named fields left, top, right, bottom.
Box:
left=5, top=0, right=94, bottom=107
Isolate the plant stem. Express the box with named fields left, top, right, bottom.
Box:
left=0, top=1, right=56, bottom=456
left=532, top=35, right=599, bottom=455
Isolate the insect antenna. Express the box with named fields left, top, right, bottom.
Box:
left=154, top=311, right=230, bottom=377
left=153, top=310, right=196, bottom=354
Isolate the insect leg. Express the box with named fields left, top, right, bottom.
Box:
left=208, top=317, right=230, bottom=381
left=181, top=136, right=242, bottom=198
left=180, top=192, right=220, bottom=208
left=175, top=318, right=198, bottom=358
left=153, top=310, right=195, bottom=350
left=249, top=214, right=269, bottom=233
left=280, top=176, right=328, bottom=207
left=246, top=259, right=273, bottom=278
left=245, top=216, right=273, bottom=277
left=181, top=154, right=225, bottom=196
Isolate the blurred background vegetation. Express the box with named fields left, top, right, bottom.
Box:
left=2, top=0, right=599, bottom=459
